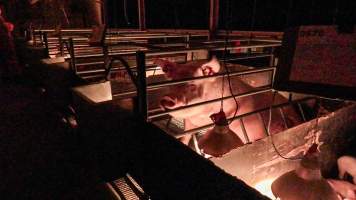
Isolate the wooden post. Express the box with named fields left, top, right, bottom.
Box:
left=209, top=0, right=219, bottom=39
left=138, top=0, right=146, bottom=30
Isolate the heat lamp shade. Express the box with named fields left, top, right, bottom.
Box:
left=271, top=170, right=339, bottom=200
left=198, top=125, right=243, bottom=157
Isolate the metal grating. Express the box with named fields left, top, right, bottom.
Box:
left=109, top=174, right=149, bottom=200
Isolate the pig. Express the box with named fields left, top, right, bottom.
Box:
left=337, top=156, right=356, bottom=184
left=328, top=179, right=356, bottom=200
left=154, top=57, right=302, bottom=149
left=327, top=156, right=356, bottom=200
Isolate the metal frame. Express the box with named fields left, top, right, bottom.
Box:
left=173, top=96, right=314, bottom=140
left=64, top=32, right=209, bottom=81
left=129, top=39, right=281, bottom=121
left=124, top=39, right=328, bottom=148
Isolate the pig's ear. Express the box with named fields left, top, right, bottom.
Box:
left=153, top=59, right=176, bottom=74
left=201, top=56, right=220, bottom=76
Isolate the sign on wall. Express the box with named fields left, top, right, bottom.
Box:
left=274, top=26, right=356, bottom=100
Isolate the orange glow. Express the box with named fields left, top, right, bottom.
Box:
left=254, top=178, right=277, bottom=199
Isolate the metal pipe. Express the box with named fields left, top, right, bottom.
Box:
left=297, top=103, right=307, bottom=122
left=239, top=119, right=250, bottom=144
left=148, top=87, right=273, bottom=120
left=147, top=67, right=275, bottom=90
left=136, top=51, right=148, bottom=120
left=138, top=0, right=146, bottom=30
left=278, top=107, right=289, bottom=129
left=43, top=32, right=50, bottom=58
left=171, top=97, right=315, bottom=138
left=68, top=38, right=76, bottom=74
left=112, top=90, right=137, bottom=99
left=220, top=53, right=273, bottom=62
left=68, top=40, right=280, bottom=58
left=74, top=52, right=137, bottom=59
left=106, top=55, right=138, bottom=87
left=209, top=0, right=220, bottom=39
left=145, top=42, right=281, bottom=56
left=258, top=113, right=269, bottom=136
left=216, top=30, right=283, bottom=38
left=269, top=47, right=275, bottom=67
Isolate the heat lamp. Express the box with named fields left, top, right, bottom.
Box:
left=198, top=110, right=243, bottom=157
left=271, top=143, right=339, bottom=200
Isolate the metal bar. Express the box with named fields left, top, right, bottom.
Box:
left=269, top=47, right=275, bottom=67
left=109, top=55, right=138, bottom=87
left=192, top=134, right=202, bottom=155
left=220, top=53, right=273, bottom=62
left=43, top=32, right=50, bottom=58
left=68, top=38, right=77, bottom=74
left=58, top=33, right=64, bottom=56
left=138, top=0, right=146, bottom=31
left=124, top=176, right=147, bottom=200
left=147, top=67, right=275, bottom=90
left=148, top=87, right=272, bottom=119
left=74, top=52, right=137, bottom=59
left=239, top=118, right=250, bottom=143
left=103, top=45, right=110, bottom=80
left=109, top=182, right=126, bottom=200
left=39, top=31, right=44, bottom=46
left=60, top=40, right=277, bottom=59
left=278, top=107, right=289, bottom=129
left=107, top=41, right=166, bottom=50
left=253, top=39, right=282, bottom=43
left=257, top=113, right=269, bottom=136
left=62, top=41, right=71, bottom=58
left=297, top=102, right=307, bottom=122
left=185, top=34, right=190, bottom=48
left=216, top=30, right=283, bottom=38
left=76, top=69, right=106, bottom=75
left=173, top=97, right=315, bottom=138
left=145, top=42, right=281, bottom=56
left=112, top=90, right=137, bottom=99
left=209, top=0, right=219, bottom=39
left=32, top=28, right=207, bottom=35
left=136, top=51, right=148, bottom=120
left=108, top=35, right=190, bottom=40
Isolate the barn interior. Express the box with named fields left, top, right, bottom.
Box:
left=1, top=0, right=355, bottom=199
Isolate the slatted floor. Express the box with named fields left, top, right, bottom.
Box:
left=108, top=174, right=149, bottom=200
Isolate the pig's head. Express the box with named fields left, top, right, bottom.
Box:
left=154, top=57, right=222, bottom=118
left=154, top=57, right=220, bottom=80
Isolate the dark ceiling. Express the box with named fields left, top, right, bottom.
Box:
left=106, top=0, right=355, bottom=31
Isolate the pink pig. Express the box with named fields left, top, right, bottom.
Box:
left=154, top=57, right=301, bottom=146
left=328, top=156, right=356, bottom=200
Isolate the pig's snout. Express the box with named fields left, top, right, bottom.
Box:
left=160, top=95, right=186, bottom=110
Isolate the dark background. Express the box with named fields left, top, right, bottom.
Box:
left=105, top=0, right=355, bottom=31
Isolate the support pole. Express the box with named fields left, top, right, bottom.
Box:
left=209, top=0, right=220, bottom=39
left=85, top=0, right=104, bottom=26
left=136, top=51, right=147, bottom=121
left=138, top=0, right=146, bottom=30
